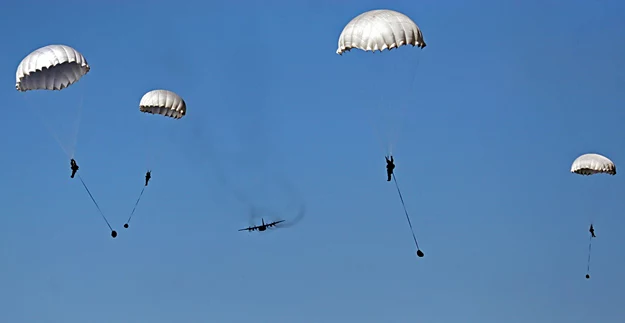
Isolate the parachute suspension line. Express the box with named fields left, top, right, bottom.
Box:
left=367, top=50, right=424, bottom=157
left=371, top=62, right=396, bottom=156
left=145, top=129, right=153, bottom=169
left=68, top=91, right=86, bottom=159
left=141, top=116, right=154, bottom=169
left=77, top=174, right=113, bottom=232
left=364, top=80, right=393, bottom=156
left=360, top=73, right=388, bottom=155
left=586, top=185, right=594, bottom=225
left=22, top=96, right=72, bottom=159
left=388, top=53, right=422, bottom=156
left=392, top=173, right=421, bottom=250
left=143, top=116, right=171, bottom=169
left=125, top=186, right=146, bottom=225
left=367, top=110, right=389, bottom=157
left=358, top=53, right=394, bottom=156
left=586, top=235, right=593, bottom=277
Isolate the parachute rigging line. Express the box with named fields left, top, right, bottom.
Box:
left=68, top=92, right=85, bottom=159
left=23, top=97, right=72, bottom=159
left=586, top=235, right=593, bottom=277
left=392, top=173, right=420, bottom=250
left=22, top=93, right=85, bottom=159
left=388, top=54, right=422, bottom=156
left=368, top=52, right=423, bottom=157
left=77, top=174, right=113, bottom=231
left=125, top=186, right=146, bottom=226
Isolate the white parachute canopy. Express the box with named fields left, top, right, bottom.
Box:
left=16, top=44, right=90, bottom=92
left=336, top=9, right=426, bottom=55
left=139, top=89, right=186, bottom=119
left=571, top=153, right=616, bottom=176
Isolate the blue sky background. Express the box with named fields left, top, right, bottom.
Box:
left=1, top=0, right=625, bottom=322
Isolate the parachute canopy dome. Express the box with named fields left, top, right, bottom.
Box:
left=336, top=9, right=426, bottom=55
left=139, top=90, right=186, bottom=119
left=571, top=153, right=616, bottom=176
left=16, top=45, right=90, bottom=92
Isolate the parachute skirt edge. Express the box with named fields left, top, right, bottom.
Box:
left=337, top=41, right=426, bottom=55
left=571, top=169, right=616, bottom=176
left=16, top=62, right=90, bottom=92
left=140, top=106, right=185, bottom=119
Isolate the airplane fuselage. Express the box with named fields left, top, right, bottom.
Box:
left=258, top=226, right=267, bottom=231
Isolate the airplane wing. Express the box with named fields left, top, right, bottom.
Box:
left=268, top=220, right=285, bottom=227
left=238, top=226, right=258, bottom=231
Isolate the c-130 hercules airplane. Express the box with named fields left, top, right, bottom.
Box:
left=238, top=218, right=285, bottom=232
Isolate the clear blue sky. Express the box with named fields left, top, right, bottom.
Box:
left=1, top=0, right=625, bottom=322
